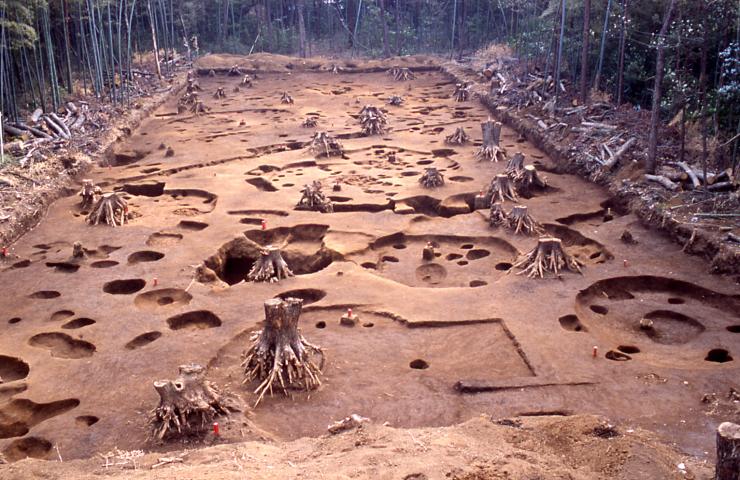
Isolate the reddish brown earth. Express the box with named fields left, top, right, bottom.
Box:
left=0, top=56, right=737, bottom=477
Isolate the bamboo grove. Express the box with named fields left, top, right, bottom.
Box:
left=0, top=1, right=739, bottom=165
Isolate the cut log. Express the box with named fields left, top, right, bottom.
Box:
left=358, top=105, right=387, bottom=136
left=248, top=246, right=294, bottom=283
left=419, top=167, right=444, bottom=188
left=507, top=205, right=542, bottom=235
left=512, top=237, right=583, bottom=278
left=677, top=161, right=701, bottom=189
left=602, top=137, right=636, bottom=170
left=715, top=422, right=740, bottom=480
left=149, top=363, right=237, bottom=440
left=86, top=192, right=128, bottom=227
left=445, top=127, right=470, bottom=145
left=308, top=132, right=343, bottom=158
left=487, top=174, right=517, bottom=204
left=514, top=165, right=547, bottom=197
left=452, top=83, right=470, bottom=102
left=296, top=181, right=334, bottom=213
left=644, top=174, right=679, bottom=191
left=476, top=119, right=506, bottom=162
left=242, top=298, right=324, bottom=406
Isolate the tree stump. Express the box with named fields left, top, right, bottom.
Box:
left=86, top=193, right=128, bottom=227
left=72, top=241, right=86, bottom=259
left=388, top=67, right=415, bottom=81
left=213, top=87, right=226, bottom=99
left=359, top=105, right=387, bottom=136
left=422, top=242, right=436, bottom=261
left=248, top=246, right=294, bottom=283
left=228, top=65, right=243, bottom=76
left=452, top=83, right=470, bottom=102
left=514, top=165, right=547, bottom=197
left=280, top=91, right=294, bottom=104
left=302, top=116, right=318, bottom=128
left=488, top=174, right=518, bottom=204
left=79, top=179, right=99, bottom=209
left=507, top=205, right=542, bottom=235
left=512, top=237, right=583, bottom=278
left=489, top=202, right=508, bottom=227
left=308, top=132, right=343, bottom=158
left=445, top=127, right=470, bottom=145
left=715, top=422, right=740, bottom=480
left=296, top=181, right=334, bottom=213
left=388, top=95, right=404, bottom=106
left=149, top=363, right=237, bottom=441
left=208, top=69, right=216, bottom=77
left=505, top=152, right=525, bottom=177
left=419, top=167, right=444, bottom=188
left=476, top=119, right=506, bottom=162
left=190, top=101, right=209, bottom=115
left=186, top=78, right=201, bottom=92
left=242, top=75, right=253, bottom=87
left=242, top=298, right=324, bottom=406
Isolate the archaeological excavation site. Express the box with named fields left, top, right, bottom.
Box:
left=0, top=2, right=739, bottom=479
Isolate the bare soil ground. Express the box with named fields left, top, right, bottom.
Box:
left=0, top=54, right=737, bottom=478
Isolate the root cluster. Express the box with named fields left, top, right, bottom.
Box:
left=506, top=205, right=542, bottom=235
left=505, top=152, right=525, bottom=177
left=86, top=192, right=128, bottom=227
left=512, top=237, right=583, bottom=278
left=452, top=82, right=471, bottom=102
left=359, top=105, right=387, bottom=136
left=514, top=165, right=547, bottom=197
left=476, top=119, right=506, bottom=162
left=388, top=95, right=404, bottom=106
left=302, top=116, right=318, bottom=128
left=296, top=180, right=334, bottom=213
left=248, top=246, right=294, bottom=283
left=280, top=91, right=294, bottom=104
left=242, top=298, right=324, bottom=406
left=388, top=67, right=415, bottom=81
left=308, top=131, right=343, bottom=157
left=149, top=364, right=237, bottom=441
left=445, top=127, right=470, bottom=145
left=487, top=174, right=517, bottom=204
left=419, top=167, right=445, bottom=188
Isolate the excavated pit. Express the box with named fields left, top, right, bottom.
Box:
left=0, top=65, right=737, bottom=462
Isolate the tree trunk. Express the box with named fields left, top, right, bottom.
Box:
left=715, top=422, right=740, bottom=480
left=476, top=119, right=506, bottom=162
left=147, top=0, right=162, bottom=79
left=593, top=0, right=612, bottom=91
left=297, top=0, right=307, bottom=58
left=646, top=0, right=676, bottom=174
left=580, top=0, right=591, bottom=103
left=616, top=0, right=627, bottom=105
left=554, top=0, right=566, bottom=106
left=380, top=0, right=389, bottom=57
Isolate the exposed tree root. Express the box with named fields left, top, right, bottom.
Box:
left=419, top=167, right=445, bottom=188
left=248, top=246, right=294, bottom=283
left=302, top=116, right=318, bottom=128
left=86, top=192, right=128, bottom=227
left=388, top=95, right=404, bottom=106
left=445, top=127, right=470, bottom=145
left=359, top=105, right=387, bottom=136
left=487, top=174, right=517, bottom=204
left=388, top=67, right=415, bottom=81
left=505, top=152, right=525, bottom=177
left=308, top=132, right=343, bottom=157
left=296, top=181, right=334, bottom=213
left=79, top=179, right=100, bottom=209
left=149, top=364, right=238, bottom=441
left=242, top=298, right=324, bottom=406
left=514, top=165, right=547, bottom=197
left=476, top=119, right=506, bottom=162
left=489, top=202, right=508, bottom=227
left=452, top=82, right=471, bottom=102
left=507, top=205, right=543, bottom=235
left=280, top=91, right=294, bottom=104
left=512, top=237, right=583, bottom=278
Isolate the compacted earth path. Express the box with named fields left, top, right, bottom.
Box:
left=0, top=55, right=737, bottom=477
